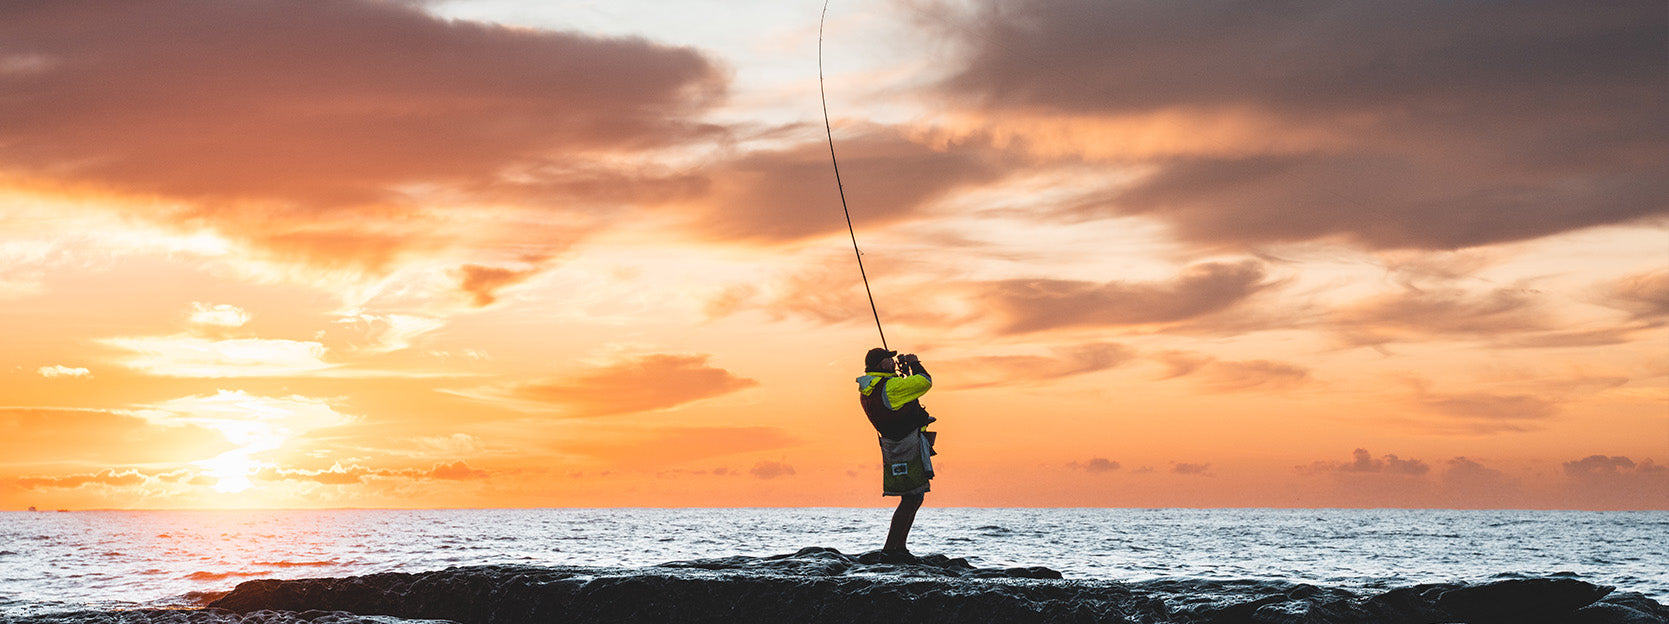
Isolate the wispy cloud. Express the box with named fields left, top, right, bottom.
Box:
left=101, top=335, right=333, bottom=378
left=35, top=365, right=90, bottom=378
left=461, top=354, right=758, bottom=417
left=973, top=260, right=1273, bottom=334
left=951, top=342, right=1136, bottom=388
left=1156, top=351, right=1312, bottom=392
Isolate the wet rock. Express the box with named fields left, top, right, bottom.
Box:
left=1436, top=578, right=1614, bottom=623
left=156, top=550, right=1669, bottom=624
left=1573, top=592, right=1669, bottom=624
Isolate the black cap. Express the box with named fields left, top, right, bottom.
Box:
left=864, top=347, right=897, bottom=370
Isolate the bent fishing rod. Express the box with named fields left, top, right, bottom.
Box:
left=819, top=0, right=889, bottom=352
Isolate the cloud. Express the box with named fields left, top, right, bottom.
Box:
left=1172, top=462, right=1211, bottom=476
left=455, top=264, right=546, bottom=307
left=331, top=312, right=445, bottom=354
left=952, top=342, right=1136, bottom=388
left=1069, top=458, right=1120, bottom=473
left=1563, top=455, right=1658, bottom=479
left=1436, top=457, right=1523, bottom=508
left=1442, top=457, right=1517, bottom=493
left=15, top=469, right=150, bottom=490
left=425, top=461, right=490, bottom=481
left=1402, top=389, right=1560, bottom=435
left=36, top=365, right=90, bottom=378
left=101, top=335, right=334, bottom=377
left=1419, top=392, right=1558, bottom=422
left=689, top=127, right=1027, bottom=242
left=1597, top=270, right=1669, bottom=320
left=1333, top=285, right=1550, bottom=346
left=748, top=461, right=796, bottom=480
left=929, top=0, right=1668, bottom=249
left=0, top=0, right=725, bottom=267
left=133, top=390, right=356, bottom=472
left=253, top=460, right=490, bottom=484
left=256, top=463, right=371, bottom=485
left=1156, top=352, right=1312, bottom=392
left=1299, top=448, right=1429, bottom=476
left=1561, top=455, right=1669, bottom=509
left=0, top=407, right=234, bottom=465
left=973, top=260, right=1272, bottom=334
left=500, top=354, right=758, bottom=417
left=189, top=302, right=250, bottom=328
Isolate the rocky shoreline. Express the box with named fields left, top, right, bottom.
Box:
left=8, top=547, right=1666, bottom=623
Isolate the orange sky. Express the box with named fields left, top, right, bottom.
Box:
left=1, top=0, right=1665, bottom=510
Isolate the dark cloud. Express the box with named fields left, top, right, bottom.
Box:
left=1172, top=462, right=1211, bottom=476
left=0, top=0, right=724, bottom=265
left=974, top=260, right=1272, bottom=334
left=1560, top=455, right=1669, bottom=509
left=932, top=0, right=1668, bottom=249
left=509, top=354, right=758, bottom=417
left=1069, top=457, right=1120, bottom=473
left=1563, top=455, right=1652, bottom=478
left=690, top=127, right=1026, bottom=242
left=1299, top=448, right=1429, bottom=476
left=1106, top=153, right=1664, bottom=250
left=748, top=461, right=796, bottom=480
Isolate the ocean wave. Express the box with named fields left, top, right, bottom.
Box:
left=251, top=560, right=336, bottom=568
left=183, top=571, right=271, bottom=582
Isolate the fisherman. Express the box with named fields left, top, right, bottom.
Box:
left=857, top=347, right=936, bottom=557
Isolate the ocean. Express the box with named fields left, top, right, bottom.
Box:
left=1, top=508, right=1664, bottom=618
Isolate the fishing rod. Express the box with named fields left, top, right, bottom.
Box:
left=819, top=0, right=889, bottom=352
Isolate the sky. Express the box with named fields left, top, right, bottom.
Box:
left=0, top=0, right=1665, bottom=510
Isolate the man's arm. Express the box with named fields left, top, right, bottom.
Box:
left=887, top=354, right=932, bottom=408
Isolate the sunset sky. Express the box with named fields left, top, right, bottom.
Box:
left=2, top=0, right=1664, bottom=510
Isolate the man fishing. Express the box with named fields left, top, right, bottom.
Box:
left=857, top=347, right=936, bottom=557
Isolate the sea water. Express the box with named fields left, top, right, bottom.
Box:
left=0, top=508, right=1664, bottom=617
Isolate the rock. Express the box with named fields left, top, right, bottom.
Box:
left=1573, top=592, right=1669, bottom=624
left=50, top=551, right=1637, bottom=624
left=1436, top=578, right=1614, bottom=623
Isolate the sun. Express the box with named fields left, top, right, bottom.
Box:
left=198, top=449, right=261, bottom=494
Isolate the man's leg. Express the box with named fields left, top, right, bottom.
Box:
left=883, top=493, right=925, bottom=552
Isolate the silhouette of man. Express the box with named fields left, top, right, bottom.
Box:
left=857, top=347, right=936, bottom=556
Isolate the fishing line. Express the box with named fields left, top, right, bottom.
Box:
left=819, top=0, right=889, bottom=352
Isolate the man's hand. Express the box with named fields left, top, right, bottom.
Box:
left=898, top=353, right=920, bottom=364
